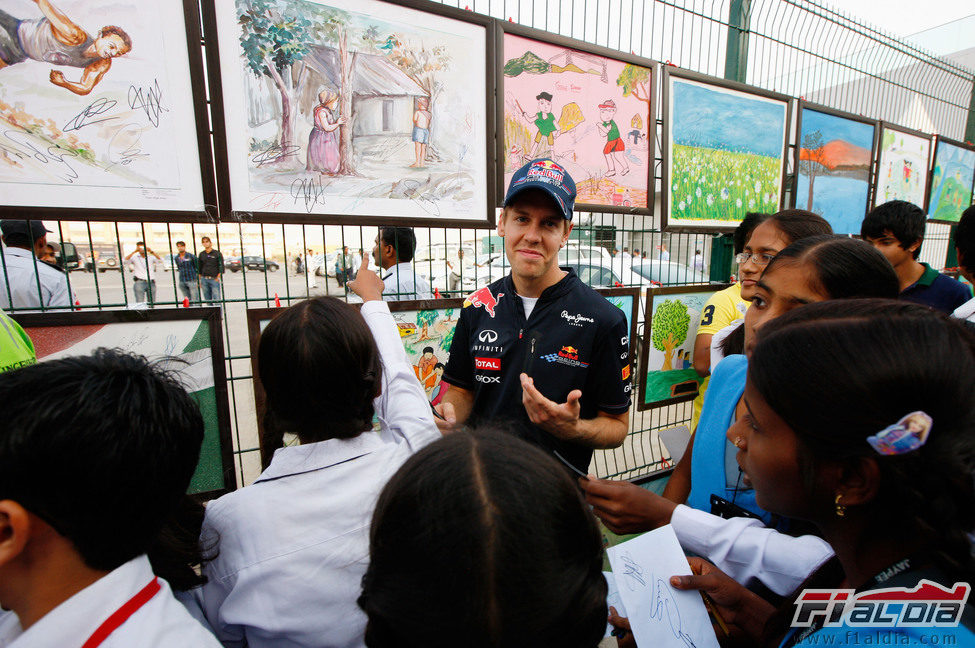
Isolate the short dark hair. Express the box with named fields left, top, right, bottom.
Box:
left=359, top=429, right=607, bottom=647
left=0, top=349, right=204, bottom=572
left=763, top=235, right=899, bottom=301
left=176, top=240, right=186, bottom=247
left=751, top=300, right=975, bottom=585
left=379, top=227, right=417, bottom=263
left=99, top=25, right=132, bottom=52
left=136, top=241, right=145, bottom=247
left=536, top=91, right=553, bottom=101
left=422, top=346, right=434, bottom=354
left=258, top=298, right=381, bottom=464
left=201, top=236, right=211, bottom=243
left=735, top=213, right=768, bottom=254
left=861, top=200, right=925, bottom=259
left=955, top=206, right=975, bottom=274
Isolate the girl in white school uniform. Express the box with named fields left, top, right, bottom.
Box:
left=197, top=262, right=439, bottom=647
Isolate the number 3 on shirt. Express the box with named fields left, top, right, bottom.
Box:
left=700, top=305, right=715, bottom=327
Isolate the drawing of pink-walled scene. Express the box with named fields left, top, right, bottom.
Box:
left=502, top=33, right=652, bottom=211
left=221, top=0, right=488, bottom=221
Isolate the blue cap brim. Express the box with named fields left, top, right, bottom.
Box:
left=503, top=182, right=573, bottom=221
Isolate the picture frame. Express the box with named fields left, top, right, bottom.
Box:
left=926, top=135, right=975, bottom=225
left=497, top=22, right=656, bottom=214
left=661, top=67, right=791, bottom=232
left=637, top=284, right=728, bottom=410
left=594, top=286, right=640, bottom=360
left=873, top=122, right=932, bottom=210
left=203, top=0, right=497, bottom=227
left=11, top=307, right=237, bottom=498
left=246, top=298, right=464, bottom=463
left=0, top=0, right=218, bottom=222
left=793, top=101, right=879, bottom=235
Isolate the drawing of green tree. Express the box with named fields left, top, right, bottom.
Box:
left=617, top=65, right=651, bottom=107
left=800, top=130, right=827, bottom=209
left=442, top=323, right=456, bottom=352
left=651, top=299, right=690, bottom=371
left=415, top=310, right=438, bottom=341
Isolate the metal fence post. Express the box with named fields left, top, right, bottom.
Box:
left=966, top=76, right=975, bottom=144
left=724, top=0, right=752, bottom=85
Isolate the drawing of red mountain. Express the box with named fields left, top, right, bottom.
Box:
left=799, top=139, right=871, bottom=170
left=23, top=324, right=105, bottom=359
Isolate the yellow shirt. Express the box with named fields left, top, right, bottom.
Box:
left=691, top=283, right=749, bottom=431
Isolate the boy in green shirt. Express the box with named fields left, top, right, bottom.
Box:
left=596, top=99, right=629, bottom=177
left=521, top=92, right=559, bottom=159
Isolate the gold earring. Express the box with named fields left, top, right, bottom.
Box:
left=834, top=493, right=846, bottom=517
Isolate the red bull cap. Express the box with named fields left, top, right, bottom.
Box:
left=503, top=158, right=577, bottom=221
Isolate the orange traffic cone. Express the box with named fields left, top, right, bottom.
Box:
left=274, top=293, right=281, bottom=308
left=183, top=297, right=190, bottom=308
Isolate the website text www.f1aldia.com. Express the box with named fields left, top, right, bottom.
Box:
left=797, top=631, right=958, bottom=645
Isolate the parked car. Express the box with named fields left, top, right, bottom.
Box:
left=162, top=254, right=177, bottom=271
left=227, top=255, right=280, bottom=272
left=629, top=261, right=710, bottom=286
left=80, top=243, right=121, bottom=273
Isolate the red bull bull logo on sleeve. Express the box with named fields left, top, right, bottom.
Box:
left=464, top=287, right=504, bottom=318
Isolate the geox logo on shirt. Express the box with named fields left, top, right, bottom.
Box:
left=561, top=310, right=594, bottom=327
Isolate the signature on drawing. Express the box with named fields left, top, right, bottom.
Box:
left=128, top=79, right=167, bottom=128
left=63, top=97, right=119, bottom=132
left=291, top=176, right=327, bottom=213
left=252, top=141, right=301, bottom=167
left=107, top=123, right=149, bottom=168
left=2, top=129, right=79, bottom=183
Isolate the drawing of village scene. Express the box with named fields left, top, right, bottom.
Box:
left=392, top=307, right=457, bottom=405
left=235, top=0, right=485, bottom=218
left=927, top=142, right=975, bottom=223
left=502, top=34, right=651, bottom=209
left=0, top=0, right=185, bottom=193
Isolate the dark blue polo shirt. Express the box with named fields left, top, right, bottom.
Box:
left=900, top=263, right=972, bottom=314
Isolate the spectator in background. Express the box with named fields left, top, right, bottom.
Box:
left=447, top=247, right=473, bottom=294
left=125, top=241, right=163, bottom=305
left=952, top=205, right=975, bottom=323
left=198, top=236, right=223, bottom=305
left=0, top=220, right=73, bottom=311
left=692, top=248, right=704, bottom=272
left=862, top=200, right=971, bottom=313
left=334, top=246, right=353, bottom=288
left=174, top=241, right=200, bottom=304
left=371, top=227, right=433, bottom=301
left=657, top=243, right=670, bottom=261
left=39, top=243, right=57, bottom=266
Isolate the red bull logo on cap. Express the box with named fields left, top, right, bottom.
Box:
left=464, top=287, right=504, bottom=318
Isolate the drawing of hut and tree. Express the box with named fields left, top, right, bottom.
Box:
left=228, top=0, right=488, bottom=221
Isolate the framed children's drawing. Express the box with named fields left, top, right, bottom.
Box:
left=661, top=67, right=790, bottom=232
left=203, top=0, right=496, bottom=227
left=595, top=286, right=639, bottom=359
left=11, top=308, right=236, bottom=498
left=637, top=284, right=727, bottom=410
left=497, top=22, right=655, bottom=214
left=0, top=0, right=217, bottom=222
left=873, top=123, right=932, bottom=210
left=793, top=102, right=878, bottom=235
left=926, top=136, right=975, bottom=224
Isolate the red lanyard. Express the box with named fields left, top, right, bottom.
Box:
left=80, top=577, right=161, bottom=648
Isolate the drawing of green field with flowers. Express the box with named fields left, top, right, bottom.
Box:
left=665, top=75, right=788, bottom=229
left=670, top=145, right=781, bottom=221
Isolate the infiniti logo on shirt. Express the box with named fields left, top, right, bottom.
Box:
left=478, top=329, right=498, bottom=343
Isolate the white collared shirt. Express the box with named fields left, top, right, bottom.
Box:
left=670, top=504, right=834, bottom=596
left=382, top=262, right=434, bottom=301
left=195, top=300, right=438, bottom=648
left=953, top=295, right=975, bottom=322
left=0, top=247, right=73, bottom=311
left=127, top=253, right=162, bottom=282
left=0, top=555, right=220, bottom=647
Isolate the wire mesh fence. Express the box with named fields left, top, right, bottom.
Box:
left=2, top=0, right=973, bottom=486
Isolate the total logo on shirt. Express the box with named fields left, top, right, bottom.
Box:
left=475, top=357, right=501, bottom=371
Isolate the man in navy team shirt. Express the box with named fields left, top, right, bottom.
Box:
left=174, top=241, right=200, bottom=304
left=862, top=200, right=971, bottom=314
left=437, top=159, right=631, bottom=475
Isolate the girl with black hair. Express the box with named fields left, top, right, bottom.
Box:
left=359, top=429, right=608, bottom=648
left=670, top=299, right=975, bottom=646
left=582, top=236, right=900, bottom=596
left=195, top=263, right=439, bottom=648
